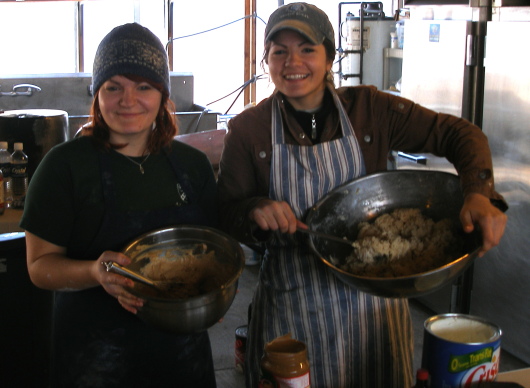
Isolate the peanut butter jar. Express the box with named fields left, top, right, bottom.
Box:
left=259, top=333, right=310, bottom=388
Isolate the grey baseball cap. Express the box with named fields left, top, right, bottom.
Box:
left=265, top=2, right=335, bottom=47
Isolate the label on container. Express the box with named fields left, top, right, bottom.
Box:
left=259, top=370, right=310, bottom=388
left=347, top=26, right=370, bottom=50
left=260, top=334, right=310, bottom=388
left=11, top=164, right=27, bottom=181
left=11, top=162, right=27, bottom=209
left=0, top=162, right=11, bottom=178
left=458, top=348, right=500, bottom=385
left=235, top=325, right=248, bottom=373
left=422, top=314, right=501, bottom=388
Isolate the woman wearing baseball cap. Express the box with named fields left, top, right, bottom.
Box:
left=21, top=23, right=217, bottom=387
left=217, top=2, right=507, bottom=387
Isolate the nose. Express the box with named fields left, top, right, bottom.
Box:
left=285, top=51, right=301, bottom=67
left=120, top=88, right=137, bottom=106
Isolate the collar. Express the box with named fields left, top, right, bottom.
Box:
left=273, top=85, right=338, bottom=144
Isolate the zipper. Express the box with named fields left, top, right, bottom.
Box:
left=311, top=114, right=317, bottom=140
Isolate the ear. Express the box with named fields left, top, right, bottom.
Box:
left=326, top=60, right=333, bottom=72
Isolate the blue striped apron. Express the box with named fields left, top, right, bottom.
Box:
left=245, top=89, right=414, bottom=388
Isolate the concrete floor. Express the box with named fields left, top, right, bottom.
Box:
left=209, top=246, right=529, bottom=388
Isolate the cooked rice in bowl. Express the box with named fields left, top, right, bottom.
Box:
left=340, top=208, right=464, bottom=278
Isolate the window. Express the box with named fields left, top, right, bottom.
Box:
left=0, top=0, right=394, bottom=115
left=169, top=0, right=247, bottom=114
left=0, top=2, right=77, bottom=74
left=81, top=1, right=137, bottom=73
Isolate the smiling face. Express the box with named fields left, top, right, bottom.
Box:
left=266, top=29, right=333, bottom=111
left=98, top=75, right=163, bottom=145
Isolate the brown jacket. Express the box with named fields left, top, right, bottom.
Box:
left=218, top=85, right=505, bottom=243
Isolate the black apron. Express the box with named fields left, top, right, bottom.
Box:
left=51, top=150, right=216, bottom=388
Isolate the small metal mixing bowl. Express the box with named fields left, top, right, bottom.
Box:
left=121, top=225, right=245, bottom=334
left=305, top=170, right=482, bottom=298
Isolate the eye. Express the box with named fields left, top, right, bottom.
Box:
left=301, top=46, right=316, bottom=54
left=271, top=48, right=286, bottom=56
left=104, top=84, right=120, bottom=92
left=138, top=83, right=154, bottom=91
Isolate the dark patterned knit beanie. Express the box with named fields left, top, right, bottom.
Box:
left=92, top=23, right=170, bottom=96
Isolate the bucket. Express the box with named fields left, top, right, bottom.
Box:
left=422, top=314, right=501, bottom=388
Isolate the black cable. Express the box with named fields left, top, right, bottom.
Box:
left=206, top=74, right=265, bottom=106
left=165, top=13, right=266, bottom=50
left=205, top=74, right=267, bottom=115
left=165, top=13, right=268, bottom=115
left=223, top=74, right=266, bottom=115
left=191, top=107, right=211, bottom=134
left=223, top=85, right=248, bottom=115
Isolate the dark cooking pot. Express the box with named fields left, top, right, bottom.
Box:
left=0, top=109, right=68, bottom=179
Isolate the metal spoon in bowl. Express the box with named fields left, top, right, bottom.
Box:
left=297, top=227, right=356, bottom=247
left=102, top=261, right=183, bottom=291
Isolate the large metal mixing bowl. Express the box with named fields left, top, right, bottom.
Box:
left=121, top=225, right=245, bottom=334
left=305, top=170, right=482, bottom=298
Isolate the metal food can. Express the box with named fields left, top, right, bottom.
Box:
left=235, top=325, right=248, bottom=374
left=422, top=314, right=502, bottom=388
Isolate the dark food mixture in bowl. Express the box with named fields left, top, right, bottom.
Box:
left=130, top=243, right=236, bottom=299
left=341, top=208, right=464, bottom=278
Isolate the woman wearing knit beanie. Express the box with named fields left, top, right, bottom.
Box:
left=21, top=23, right=218, bottom=387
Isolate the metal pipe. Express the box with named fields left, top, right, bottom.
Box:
left=77, top=2, right=84, bottom=73
left=167, top=0, right=174, bottom=70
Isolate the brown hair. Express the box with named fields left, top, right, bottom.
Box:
left=80, top=74, right=178, bottom=153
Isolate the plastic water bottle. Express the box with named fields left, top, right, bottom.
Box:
left=11, top=142, right=28, bottom=209
left=396, top=21, right=405, bottom=49
left=0, top=141, right=13, bottom=208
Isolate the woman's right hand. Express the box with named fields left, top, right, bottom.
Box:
left=95, top=251, right=145, bottom=314
left=249, top=198, right=304, bottom=235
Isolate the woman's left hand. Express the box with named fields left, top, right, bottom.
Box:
left=460, top=193, right=507, bottom=257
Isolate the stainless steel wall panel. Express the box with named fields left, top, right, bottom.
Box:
left=401, top=20, right=469, bottom=117
left=469, top=20, right=530, bottom=365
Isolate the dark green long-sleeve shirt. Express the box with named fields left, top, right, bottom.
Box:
left=20, top=135, right=218, bottom=259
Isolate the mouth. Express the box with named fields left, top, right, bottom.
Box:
left=117, top=112, right=143, bottom=118
left=284, top=74, right=309, bottom=80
